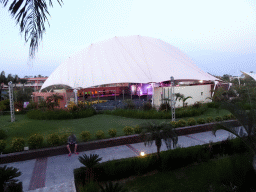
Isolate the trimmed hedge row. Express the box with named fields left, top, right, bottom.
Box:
left=27, top=108, right=97, bottom=120
left=74, top=136, right=250, bottom=185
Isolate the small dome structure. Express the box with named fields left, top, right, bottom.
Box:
left=40, top=35, right=218, bottom=91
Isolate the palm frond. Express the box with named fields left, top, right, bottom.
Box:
left=78, top=154, right=102, bottom=169
left=3, top=0, right=63, bottom=59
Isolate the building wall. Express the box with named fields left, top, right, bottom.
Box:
left=153, top=84, right=212, bottom=108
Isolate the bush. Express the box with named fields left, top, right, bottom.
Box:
left=176, top=119, right=186, bottom=127
left=80, top=131, right=91, bottom=142
left=142, top=102, right=152, bottom=111
left=192, top=101, right=202, bottom=108
left=197, top=118, right=206, bottom=124
left=215, top=116, right=223, bottom=122
left=0, top=140, right=6, bottom=153
left=28, top=134, right=44, bottom=149
left=187, top=118, right=196, bottom=126
left=159, top=102, right=171, bottom=112
left=124, top=100, right=136, bottom=109
left=222, top=114, right=230, bottom=120
left=170, top=121, right=178, bottom=128
left=134, top=125, right=142, bottom=134
left=47, top=133, right=60, bottom=146
left=0, top=129, right=7, bottom=140
left=4, top=181, right=23, bottom=192
left=227, top=113, right=235, bottom=119
left=108, top=129, right=117, bottom=137
left=123, top=126, right=134, bottom=135
left=206, top=116, right=214, bottom=123
left=95, top=130, right=105, bottom=139
left=11, top=138, right=25, bottom=152
left=59, top=133, right=70, bottom=145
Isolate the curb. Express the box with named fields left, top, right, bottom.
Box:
left=0, top=120, right=240, bottom=164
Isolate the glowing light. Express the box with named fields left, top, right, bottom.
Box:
left=199, top=80, right=203, bottom=83
left=140, top=152, right=145, bottom=156
left=16, top=109, right=19, bottom=112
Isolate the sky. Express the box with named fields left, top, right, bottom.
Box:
left=0, top=0, right=256, bottom=78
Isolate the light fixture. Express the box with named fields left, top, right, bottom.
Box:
left=140, top=152, right=145, bottom=156
left=199, top=80, right=203, bottom=83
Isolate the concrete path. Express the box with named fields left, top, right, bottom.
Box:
left=1, top=128, right=243, bottom=192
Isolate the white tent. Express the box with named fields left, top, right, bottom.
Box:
left=241, top=71, right=256, bottom=81
left=40, top=35, right=219, bottom=91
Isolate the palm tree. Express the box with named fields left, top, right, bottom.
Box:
left=1, top=0, right=63, bottom=59
left=98, top=181, right=128, bottom=192
left=0, top=165, right=22, bottom=192
left=175, top=93, right=192, bottom=107
left=139, top=121, right=178, bottom=161
left=46, top=93, right=63, bottom=109
left=78, top=154, right=103, bottom=183
left=211, top=90, right=256, bottom=172
left=0, top=71, right=7, bottom=101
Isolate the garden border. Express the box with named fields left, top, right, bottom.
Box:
left=0, top=120, right=240, bottom=164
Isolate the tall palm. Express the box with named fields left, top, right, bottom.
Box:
left=78, top=154, right=103, bottom=183
left=211, top=91, right=256, bottom=172
left=139, top=121, right=178, bottom=160
left=175, top=93, right=192, bottom=107
left=0, top=71, right=7, bottom=101
left=1, top=0, right=63, bottom=59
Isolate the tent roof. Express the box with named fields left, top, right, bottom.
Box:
left=241, top=71, right=256, bottom=81
left=40, top=35, right=219, bottom=91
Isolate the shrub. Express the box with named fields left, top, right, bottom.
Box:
left=192, top=101, right=202, bottom=108
left=176, top=119, right=186, bottom=127
left=206, top=117, right=214, bottom=123
left=170, top=121, right=178, bottom=128
left=227, top=113, right=235, bottom=120
left=0, top=140, right=6, bottom=153
left=222, top=114, right=230, bottom=120
left=215, top=116, right=223, bottom=122
left=123, top=126, right=134, bottom=135
left=80, top=131, right=91, bottom=142
left=108, top=129, right=117, bottom=137
left=59, top=133, right=70, bottom=145
left=95, top=130, right=105, bottom=139
left=11, top=138, right=25, bottom=152
left=142, top=102, right=152, bottom=111
left=124, top=100, right=136, bottom=109
left=0, top=129, right=7, bottom=140
left=47, top=133, right=60, bottom=146
left=28, top=134, right=44, bottom=149
left=159, top=102, right=171, bottom=112
left=187, top=118, right=196, bottom=126
left=134, top=125, right=142, bottom=134
left=197, top=118, right=206, bottom=124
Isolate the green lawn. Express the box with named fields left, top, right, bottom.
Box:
left=0, top=108, right=230, bottom=151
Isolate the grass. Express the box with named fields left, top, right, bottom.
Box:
left=0, top=108, right=230, bottom=153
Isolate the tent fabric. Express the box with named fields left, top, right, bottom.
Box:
left=40, top=35, right=219, bottom=91
left=241, top=71, right=256, bottom=81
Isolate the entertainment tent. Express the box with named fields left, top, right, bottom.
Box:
left=40, top=35, right=219, bottom=91
left=241, top=71, right=256, bottom=81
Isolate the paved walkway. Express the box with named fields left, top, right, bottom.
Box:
left=1, top=128, right=243, bottom=192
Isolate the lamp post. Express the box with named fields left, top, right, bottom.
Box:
left=170, top=76, right=175, bottom=122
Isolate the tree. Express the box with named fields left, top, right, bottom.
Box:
left=221, top=74, right=231, bottom=82
left=12, top=74, right=20, bottom=89
left=0, top=71, right=7, bottom=101
left=46, top=93, right=63, bottom=109
left=0, top=165, right=22, bottom=192
left=211, top=90, right=256, bottom=173
left=78, top=154, right=102, bottom=184
left=1, top=0, right=63, bottom=59
left=19, top=79, right=27, bottom=93
left=139, top=121, right=178, bottom=161
left=175, top=93, right=192, bottom=107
